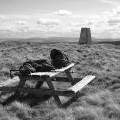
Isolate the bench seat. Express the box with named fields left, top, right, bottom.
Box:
left=31, top=63, right=75, bottom=77
left=68, top=75, right=95, bottom=93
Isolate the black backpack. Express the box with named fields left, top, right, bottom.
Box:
left=19, top=59, right=55, bottom=75
left=50, top=49, right=69, bottom=69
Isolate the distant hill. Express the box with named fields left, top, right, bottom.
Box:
left=0, top=37, right=120, bottom=46
left=0, top=37, right=79, bottom=43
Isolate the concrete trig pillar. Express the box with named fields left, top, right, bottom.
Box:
left=79, top=28, right=92, bottom=44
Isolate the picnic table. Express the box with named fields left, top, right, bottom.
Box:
left=0, top=63, right=95, bottom=107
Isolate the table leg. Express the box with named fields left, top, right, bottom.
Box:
left=46, top=77, right=61, bottom=106
left=2, top=75, right=26, bottom=105
left=15, top=75, right=27, bottom=97
left=65, top=69, right=74, bottom=85
left=35, top=81, right=44, bottom=89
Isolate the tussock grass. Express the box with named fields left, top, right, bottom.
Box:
left=0, top=89, right=119, bottom=120
left=6, top=101, right=38, bottom=120
left=0, top=41, right=120, bottom=119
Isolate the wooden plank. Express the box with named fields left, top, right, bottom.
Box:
left=53, top=77, right=81, bottom=83
left=53, top=77, right=69, bottom=82
left=17, top=75, right=27, bottom=87
left=14, top=76, right=80, bottom=83
left=51, top=63, right=75, bottom=72
left=68, top=75, right=95, bottom=93
left=46, top=77, right=61, bottom=105
left=65, top=70, right=74, bottom=85
left=30, top=71, right=60, bottom=77
left=14, top=75, right=27, bottom=97
left=19, top=75, right=43, bottom=81
left=35, top=81, right=44, bottom=89
left=0, top=87, right=74, bottom=96
left=19, top=63, right=75, bottom=79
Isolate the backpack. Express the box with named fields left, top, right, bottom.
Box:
left=50, top=49, right=69, bottom=69
left=19, top=59, right=55, bottom=75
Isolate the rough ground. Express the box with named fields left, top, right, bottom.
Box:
left=0, top=41, right=120, bottom=120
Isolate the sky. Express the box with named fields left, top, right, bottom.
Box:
left=0, top=0, right=120, bottom=38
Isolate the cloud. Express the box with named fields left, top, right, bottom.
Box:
left=112, top=6, right=120, bottom=16
left=52, top=10, right=82, bottom=19
left=0, top=15, right=6, bottom=20
left=15, top=20, right=28, bottom=26
left=36, top=18, right=61, bottom=26
left=100, top=7, right=120, bottom=26
left=0, top=16, right=62, bottom=34
left=107, top=18, right=120, bottom=25
left=1, top=11, right=120, bottom=39
left=52, top=10, right=73, bottom=16
left=0, top=23, right=21, bottom=33
left=97, top=0, right=120, bottom=6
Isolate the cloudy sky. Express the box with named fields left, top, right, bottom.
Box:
left=0, top=0, right=120, bottom=38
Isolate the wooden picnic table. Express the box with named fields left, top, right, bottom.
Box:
left=0, top=63, right=95, bottom=107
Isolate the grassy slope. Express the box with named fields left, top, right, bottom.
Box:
left=0, top=41, right=120, bottom=119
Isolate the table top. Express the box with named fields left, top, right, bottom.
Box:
left=31, top=71, right=60, bottom=77
left=31, top=63, right=75, bottom=77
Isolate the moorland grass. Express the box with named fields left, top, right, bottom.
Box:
left=0, top=41, right=120, bottom=119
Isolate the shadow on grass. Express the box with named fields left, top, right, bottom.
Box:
left=1, top=92, right=85, bottom=108
left=61, top=92, right=85, bottom=108
left=1, top=92, right=52, bottom=107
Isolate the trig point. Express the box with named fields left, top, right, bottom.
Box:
left=79, top=28, right=92, bottom=44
